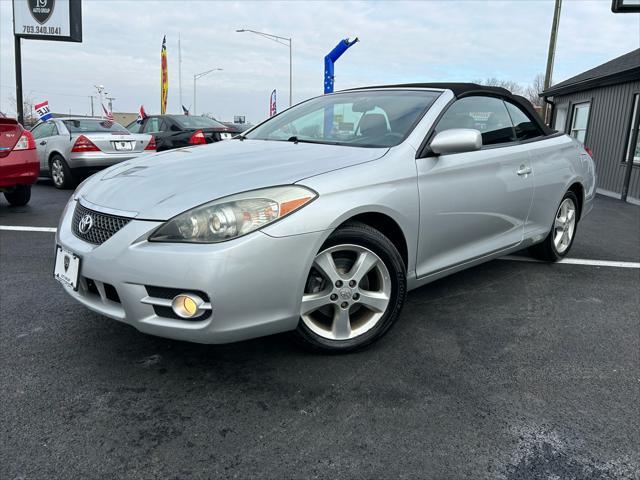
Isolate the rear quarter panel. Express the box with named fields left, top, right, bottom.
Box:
left=525, top=134, right=595, bottom=241
left=0, top=149, right=39, bottom=187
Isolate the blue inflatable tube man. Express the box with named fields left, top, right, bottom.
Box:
left=324, top=37, right=359, bottom=136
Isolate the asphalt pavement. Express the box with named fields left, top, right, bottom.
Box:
left=1, top=183, right=638, bottom=479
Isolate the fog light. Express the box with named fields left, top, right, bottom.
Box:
left=171, top=294, right=204, bottom=319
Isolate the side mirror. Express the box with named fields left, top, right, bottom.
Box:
left=430, top=128, right=482, bottom=155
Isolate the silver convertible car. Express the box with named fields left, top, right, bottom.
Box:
left=55, top=83, right=595, bottom=352
left=31, top=117, right=155, bottom=189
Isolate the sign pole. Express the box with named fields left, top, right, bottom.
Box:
left=14, top=35, right=24, bottom=125
left=12, top=1, right=24, bottom=126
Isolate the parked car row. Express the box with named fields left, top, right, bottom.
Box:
left=1, top=114, right=241, bottom=204
left=125, top=114, right=241, bottom=151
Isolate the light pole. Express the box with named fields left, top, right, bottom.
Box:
left=193, top=68, right=223, bottom=116
left=94, top=85, right=105, bottom=118
left=236, top=29, right=292, bottom=107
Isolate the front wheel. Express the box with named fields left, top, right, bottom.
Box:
left=4, top=185, right=31, bottom=206
left=295, top=222, right=407, bottom=353
left=530, top=190, right=579, bottom=261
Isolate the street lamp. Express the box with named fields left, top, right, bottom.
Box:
left=236, top=29, right=292, bottom=107
left=193, top=68, right=223, bottom=116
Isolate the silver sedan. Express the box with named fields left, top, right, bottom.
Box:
left=54, top=84, right=596, bottom=352
left=31, top=117, right=155, bottom=189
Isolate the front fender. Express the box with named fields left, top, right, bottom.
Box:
left=262, top=149, right=420, bottom=274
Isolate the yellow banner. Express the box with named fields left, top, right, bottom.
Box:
left=161, top=36, right=168, bottom=114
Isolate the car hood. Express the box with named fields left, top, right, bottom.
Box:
left=78, top=139, right=388, bottom=220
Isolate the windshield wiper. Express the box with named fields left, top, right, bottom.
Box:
left=286, top=136, right=330, bottom=145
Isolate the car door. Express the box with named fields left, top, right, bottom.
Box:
left=415, top=95, right=534, bottom=277
left=31, top=121, right=57, bottom=171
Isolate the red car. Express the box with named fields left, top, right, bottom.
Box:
left=0, top=117, right=38, bottom=206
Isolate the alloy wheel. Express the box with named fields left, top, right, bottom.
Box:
left=553, top=198, right=576, bottom=254
left=301, top=244, right=392, bottom=341
left=51, top=159, right=65, bottom=187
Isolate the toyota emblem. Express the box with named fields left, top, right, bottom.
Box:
left=78, top=214, right=94, bottom=234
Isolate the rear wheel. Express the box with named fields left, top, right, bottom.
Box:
left=531, top=191, right=579, bottom=261
left=295, top=222, right=407, bottom=353
left=50, top=155, right=75, bottom=189
left=3, top=185, right=31, bottom=206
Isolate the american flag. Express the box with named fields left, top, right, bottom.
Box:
left=102, top=104, right=114, bottom=125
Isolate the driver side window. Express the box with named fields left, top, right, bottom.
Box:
left=31, top=122, right=55, bottom=139
left=143, top=118, right=161, bottom=133
left=435, top=96, right=515, bottom=146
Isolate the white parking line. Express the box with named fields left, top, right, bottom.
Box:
left=502, top=255, right=640, bottom=269
left=0, top=225, right=57, bottom=233
left=1, top=225, right=639, bottom=269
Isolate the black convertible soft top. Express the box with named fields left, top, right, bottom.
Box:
left=344, top=82, right=554, bottom=136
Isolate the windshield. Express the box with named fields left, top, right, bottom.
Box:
left=245, top=90, right=440, bottom=147
left=63, top=119, right=128, bottom=133
left=172, top=115, right=226, bottom=129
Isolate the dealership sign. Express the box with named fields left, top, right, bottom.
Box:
left=13, top=0, right=82, bottom=42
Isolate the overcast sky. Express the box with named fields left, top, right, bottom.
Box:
left=0, top=0, right=638, bottom=123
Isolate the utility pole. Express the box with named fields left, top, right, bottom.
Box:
left=89, top=95, right=95, bottom=116
left=106, top=96, right=115, bottom=112
left=542, top=0, right=562, bottom=124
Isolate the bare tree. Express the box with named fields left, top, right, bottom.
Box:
left=474, top=77, right=523, bottom=95
left=7, top=93, right=38, bottom=126
left=524, top=73, right=545, bottom=107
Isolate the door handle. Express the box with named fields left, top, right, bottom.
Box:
left=39, top=141, right=47, bottom=146
left=517, top=165, right=532, bottom=176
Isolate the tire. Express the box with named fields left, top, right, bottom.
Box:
left=49, top=154, right=75, bottom=189
left=294, top=221, right=407, bottom=353
left=3, top=185, right=31, bottom=206
left=530, top=190, right=579, bottom=262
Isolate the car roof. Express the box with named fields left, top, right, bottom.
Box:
left=55, top=117, right=104, bottom=121
left=343, top=82, right=554, bottom=136
left=345, top=82, right=512, bottom=97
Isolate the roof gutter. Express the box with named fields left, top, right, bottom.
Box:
left=542, top=67, right=640, bottom=97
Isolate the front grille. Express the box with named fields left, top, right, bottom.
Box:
left=72, top=202, right=131, bottom=245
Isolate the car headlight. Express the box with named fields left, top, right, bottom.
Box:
left=149, top=185, right=317, bottom=243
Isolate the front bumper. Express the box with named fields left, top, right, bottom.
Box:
left=56, top=200, right=325, bottom=344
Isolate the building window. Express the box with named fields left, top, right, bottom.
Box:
left=625, top=93, right=640, bottom=165
left=570, top=102, right=590, bottom=143
left=554, top=104, right=567, bottom=132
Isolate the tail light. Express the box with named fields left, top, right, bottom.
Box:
left=188, top=130, right=206, bottom=145
left=13, top=130, right=36, bottom=151
left=71, top=135, right=100, bottom=152
left=585, top=147, right=593, bottom=158
left=145, top=136, right=157, bottom=151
